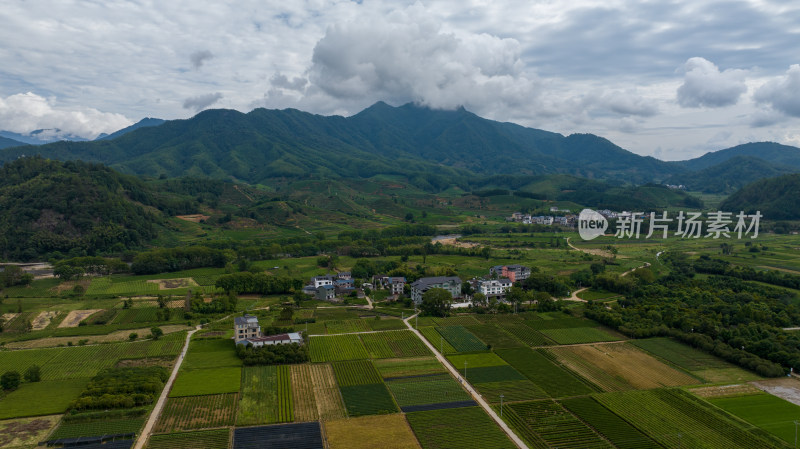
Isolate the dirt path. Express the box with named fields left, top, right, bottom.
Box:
left=133, top=325, right=200, bottom=449
left=564, top=237, right=649, bottom=302
left=403, top=314, right=529, bottom=449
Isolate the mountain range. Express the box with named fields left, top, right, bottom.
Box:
left=0, top=102, right=798, bottom=193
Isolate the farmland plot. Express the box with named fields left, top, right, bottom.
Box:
left=237, top=365, right=293, bottom=426
left=498, top=322, right=554, bottom=346
left=182, top=338, right=241, bottom=370
left=291, top=364, right=318, bottom=422
left=632, top=337, right=760, bottom=383
left=309, top=363, right=346, bottom=421
left=170, top=367, right=241, bottom=397
left=560, top=396, right=660, bottom=449
left=325, top=414, right=421, bottom=449
left=0, top=379, right=88, bottom=419
left=546, top=343, right=699, bottom=391
left=496, top=348, right=594, bottom=398
left=538, top=327, right=622, bottom=345
left=418, top=327, right=456, bottom=354
left=0, top=415, right=61, bottom=448
left=465, top=324, right=526, bottom=349
left=406, top=406, right=515, bottom=449
left=339, top=383, right=398, bottom=417
left=386, top=375, right=472, bottom=409
left=333, top=360, right=382, bottom=386
left=596, top=389, right=781, bottom=449
left=326, top=319, right=371, bottom=334
left=500, top=400, right=612, bottom=449
left=309, top=335, right=369, bottom=362
left=435, top=326, right=488, bottom=352
left=709, top=392, right=800, bottom=444
left=375, top=357, right=446, bottom=379
left=51, top=416, right=146, bottom=440
left=156, top=393, right=237, bottom=432
left=359, top=331, right=430, bottom=358
left=148, top=429, right=230, bottom=449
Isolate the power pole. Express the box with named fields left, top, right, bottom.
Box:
left=500, top=394, right=504, bottom=418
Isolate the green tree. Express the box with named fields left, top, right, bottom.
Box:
left=129, top=332, right=138, bottom=341
left=23, top=365, right=41, bottom=383
left=279, top=306, right=294, bottom=322
left=157, top=295, right=167, bottom=309
left=420, top=288, right=452, bottom=317
left=150, top=327, right=163, bottom=340
left=472, top=292, right=487, bottom=309
left=293, top=290, right=306, bottom=307
left=1, top=371, right=21, bottom=391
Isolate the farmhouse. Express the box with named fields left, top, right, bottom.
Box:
left=234, top=314, right=261, bottom=344
left=475, top=278, right=513, bottom=299
left=373, top=275, right=407, bottom=297
left=235, top=314, right=304, bottom=347
left=410, top=276, right=462, bottom=304
left=316, top=284, right=336, bottom=301
left=490, top=265, right=531, bottom=283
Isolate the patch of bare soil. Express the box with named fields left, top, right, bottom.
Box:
left=51, top=278, right=91, bottom=294
left=31, top=311, right=58, bottom=331
left=1, top=313, right=18, bottom=324
left=433, top=237, right=479, bottom=248
left=0, top=415, right=61, bottom=447
left=116, top=356, right=175, bottom=369
left=690, top=384, right=761, bottom=399
left=58, top=309, right=103, bottom=328
left=146, top=277, right=199, bottom=290
left=751, top=378, right=800, bottom=405
left=176, top=214, right=210, bottom=223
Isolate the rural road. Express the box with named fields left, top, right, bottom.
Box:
left=133, top=324, right=200, bottom=449
left=403, top=314, right=529, bottom=449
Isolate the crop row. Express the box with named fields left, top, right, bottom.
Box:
left=496, top=322, right=553, bottom=346
left=374, top=357, right=446, bottom=379
left=339, top=383, right=398, bottom=417
left=156, top=393, right=237, bottom=433
left=50, top=417, right=146, bottom=440
left=237, top=365, right=293, bottom=426
left=496, top=348, right=594, bottom=398
left=148, top=429, right=230, bottom=449
left=333, top=360, right=383, bottom=387
left=418, top=327, right=457, bottom=354
left=386, top=375, right=471, bottom=408
left=631, top=337, right=731, bottom=371
left=465, top=324, right=526, bottom=349
left=559, top=396, right=660, bottom=449
left=325, top=319, right=371, bottom=334
left=501, top=400, right=612, bottom=449
left=290, top=364, right=318, bottom=422
left=309, top=335, right=369, bottom=362
left=595, top=389, right=774, bottom=449
left=359, top=330, right=431, bottom=358
left=436, top=326, right=488, bottom=352
left=538, top=327, right=621, bottom=345
left=406, top=406, right=516, bottom=449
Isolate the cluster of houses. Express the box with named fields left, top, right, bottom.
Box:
left=234, top=314, right=303, bottom=347
left=508, top=212, right=574, bottom=226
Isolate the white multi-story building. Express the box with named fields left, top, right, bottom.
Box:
left=477, top=278, right=513, bottom=298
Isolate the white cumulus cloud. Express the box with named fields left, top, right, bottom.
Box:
left=307, top=3, right=538, bottom=113
left=677, top=57, right=748, bottom=108
left=754, top=64, right=800, bottom=117
left=0, top=92, right=132, bottom=139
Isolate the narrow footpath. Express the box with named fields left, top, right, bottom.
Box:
left=133, top=325, right=201, bottom=449
left=403, top=314, right=529, bottom=449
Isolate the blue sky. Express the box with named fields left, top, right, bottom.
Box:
left=1, top=0, right=799, bottom=160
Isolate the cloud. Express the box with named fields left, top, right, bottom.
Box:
left=270, top=72, right=308, bottom=92
left=0, top=92, right=131, bottom=139
left=307, top=4, right=538, bottom=113
left=676, top=57, right=747, bottom=108
left=182, top=92, right=223, bottom=111
left=599, top=90, right=658, bottom=117
left=754, top=64, right=800, bottom=117
left=189, top=50, right=214, bottom=70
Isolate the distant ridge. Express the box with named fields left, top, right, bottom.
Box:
left=96, top=117, right=166, bottom=141
left=0, top=135, right=25, bottom=150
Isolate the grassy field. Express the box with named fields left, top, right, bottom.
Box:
left=708, top=392, right=800, bottom=444
left=0, top=379, right=88, bottom=419
left=325, top=414, right=421, bottom=449
left=237, top=365, right=293, bottom=425
left=545, top=343, right=700, bottom=391
left=406, top=406, right=516, bottom=449
left=181, top=338, right=241, bottom=370
left=339, top=383, right=398, bottom=417
left=169, top=366, right=241, bottom=397
left=156, top=393, right=237, bottom=432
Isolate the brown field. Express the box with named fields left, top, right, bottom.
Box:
left=7, top=324, right=190, bottom=349
left=752, top=377, right=800, bottom=406
left=0, top=313, right=19, bottom=324
left=689, top=384, right=761, bottom=399
left=0, top=415, right=61, bottom=448
left=694, top=367, right=761, bottom=384
left=325, top=415, right=421, bottom=449
left=547, top=343, right=700, bottom=391
left=58, top=309, right=103, bottom=328
left=31, top=311, right=58, bottom=330
left=309, top=363, right=346, bottom=421
left=147, top=278, right=199, bottom=290
left=176, top=214, right=211, bottom=223
left=155, top=393, right=238, bottom=432
left=291, top=364, right=318, bottom=422
left=50, top=278, right=91, bottom=294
